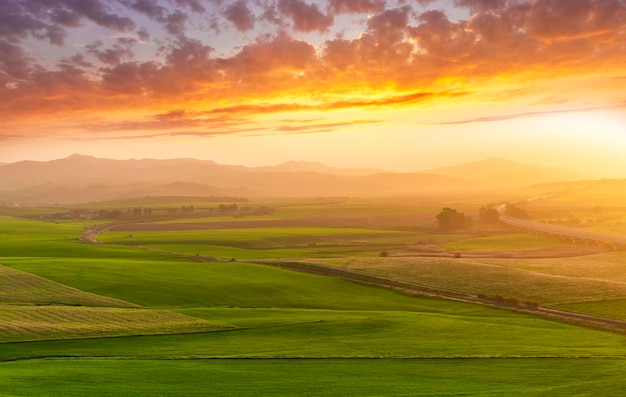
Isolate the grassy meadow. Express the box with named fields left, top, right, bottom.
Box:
left=1, top=198, right=626, bottom=395
left=4, top=358, right=626, bottom=397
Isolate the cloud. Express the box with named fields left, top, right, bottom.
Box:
left=86, top=39, right=135, bottom=66
left=171, top=0, right=207, bottom=13
left=137, top=28, right=151, bottom=42
left=273, top=119, right=384, bottom=134
left=454, top=0, right=506, bottom=13
left=50, top=8, right=83, bottom=27
left=73, top=90, right=433, bottom=139
left=44, top=25, right=67, bottom=46
left=329, top=0, right=386, bottom=14
left=409, top=9, right=474, bottom=62
left=438, top=106, right=608, bottom=125
left=278, top=0, right=334, bottom=33
left=259, top=5, right=286, bottom=27
left=2, top=0, right=626, bottom=132
left=1, top=0, right=136, bottom=45
left=224, top=1, right=255, bottom=32
left=219, top=33, right=318, bottom=80
left=125, top=1, right=187, bottom=35
left=83, top=112, right=242, bottom=132
left=200, top=89, right=441, bottom=115
left=0, top=40, right=34, bottom=80
left=165, top=10, right=188, bottom=36
left=323, top=6, right=414, bottom=81
left=0, top=1, right=60, bottom=45
left=126, top=0, right=167, bottom=20
left=65, top=0, right=136, bottom=32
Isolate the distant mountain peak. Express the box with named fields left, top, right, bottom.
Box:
left=424, top=157, right=580, bottom=186
left=65, top=153, right=96, bottom=160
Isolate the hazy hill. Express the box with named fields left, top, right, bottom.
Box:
left=0, top=181, right=253, bottom=206
left=358, top=173, right=473, bottom=194
left=0, top=155, right=582, bottom=205
left=539, top=179, right=626, bottom=206
left=252, top=161, right=387, bottom=176
left=424, top=157, right=580, bottom=188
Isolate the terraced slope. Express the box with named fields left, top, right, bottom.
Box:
left=0, top=264, right=232, bottom=342
left=0, top=264, right=136, bottom=307
left=0, top=305, right=231, bottom=342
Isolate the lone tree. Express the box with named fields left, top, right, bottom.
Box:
left=436, top=207, right=471, bottom=231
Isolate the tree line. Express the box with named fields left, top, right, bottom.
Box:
left=436, top=203, right=529, bottom=231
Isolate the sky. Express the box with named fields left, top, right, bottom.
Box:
left=1, top=0, right=625, bottom=177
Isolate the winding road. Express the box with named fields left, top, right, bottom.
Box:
left=498, top=213, right=626, bottom=248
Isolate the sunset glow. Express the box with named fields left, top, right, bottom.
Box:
left=1, top=0, right=625, bottom=176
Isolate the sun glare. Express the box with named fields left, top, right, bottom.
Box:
left=537, top=110, right=626, bottom=145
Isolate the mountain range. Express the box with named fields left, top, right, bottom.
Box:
left=0, top=155, right=581, bottom=205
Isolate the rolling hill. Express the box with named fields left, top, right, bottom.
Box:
left=0, top=155, right=581, bottom=204
left=424, top=157, right=580, bottom=188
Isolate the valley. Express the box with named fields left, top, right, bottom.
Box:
left=1, top=156, right=626, bottom=395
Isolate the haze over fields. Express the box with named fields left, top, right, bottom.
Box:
left=1, top=0, right=626, bottom=178
left=0, top=155, right=586, bottom=204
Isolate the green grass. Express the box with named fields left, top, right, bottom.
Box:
left=2, top=358, right=626, bottom=396
left=3, top=206, right=626, bottom=395
left=1, top=257, right=472, bottom=310
left=101, top=227, right=410, bottom=248
left=0, top=264, right=134, bottom=307
left=0, top=215, right=178, bottom=259
left=99, top=226, right=417, bottom=259
left=99, top=226, right=487, bottom=258
left=2, top=307, right=626, bottom=361
left=443, top=233, right=570, bottom=251
left=554, top=299, right=626, bottom=321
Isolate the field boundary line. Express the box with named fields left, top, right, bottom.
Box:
left=255, top=260, right=626, bottom=335
left=4, top=354, right=626, bottom=364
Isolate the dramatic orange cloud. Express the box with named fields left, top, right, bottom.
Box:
left=1, top=0, right=625, bottom=175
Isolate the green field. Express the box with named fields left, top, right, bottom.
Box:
left=3, top=358, right=626, bottom=396
left=2, top=202, right=626, bottom=395
left=442, top=233, right=571, bottom=251
left=0, top=264, right=134, bottom=307
left=100, top=227, right=416, bottom=258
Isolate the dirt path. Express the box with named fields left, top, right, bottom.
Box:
left=79, top=224, right=116, bottom=244
left=500, top=215, right=626, bottom=247
left=79, top=223, right=224, bottom=262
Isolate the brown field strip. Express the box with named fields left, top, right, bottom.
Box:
left=258, top=260, right=626, bottom=333
left=0, top=264, right=137, bottom=307
left=0, top=305, right=232, bottom=342
left=108, top=217, right=374, bottom=232
left=307, top=255, right=626, bottom=306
